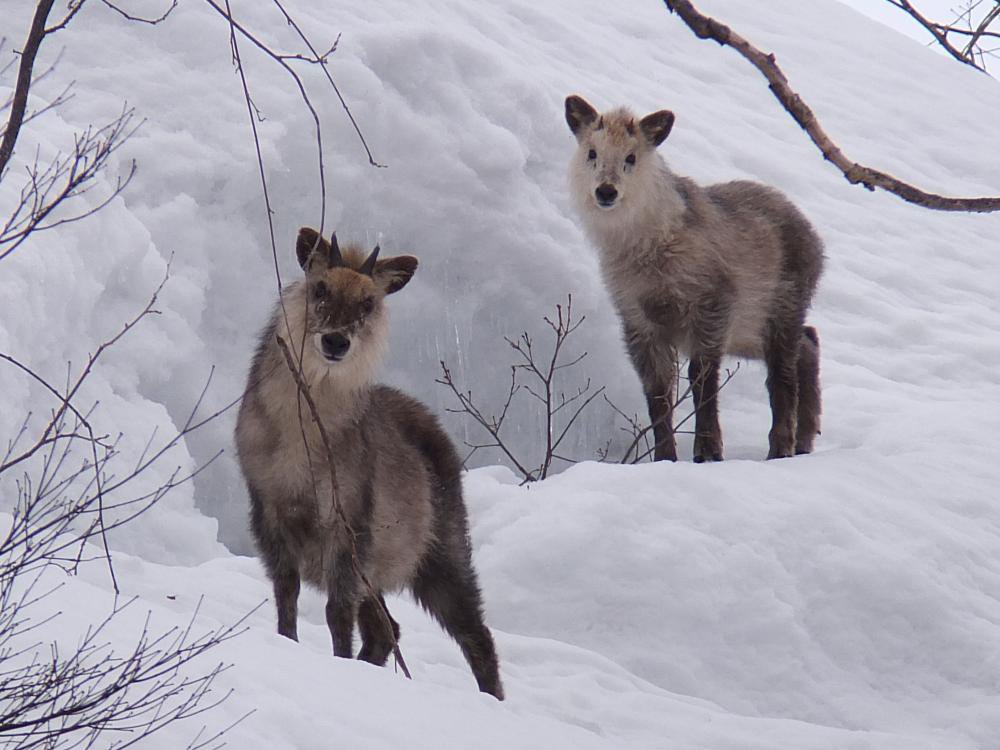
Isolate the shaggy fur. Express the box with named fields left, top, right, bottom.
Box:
left=565, top=95, right=824, bottom=461
left=235, top=228, right=504, bottom=699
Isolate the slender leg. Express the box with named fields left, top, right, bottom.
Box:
left=412, top=550, right=504, bottom=700
left=764, top=324, right=800, bottom=459
left=688, top=353, right=724, bottom=462
left=273, top=562, right=301, bottom=641
left=624, top=322, right=678, bottom=462
left=687, top=285, right=733, bottom=462
left=645, top=389, right=677, bottom=462
left=795, top=326, right=821, bottom=454
left=357, top=594, right=400, bottom=666
left=249, top=488, right=302, bottom=642
left=326, top=550, right=361, bottom=658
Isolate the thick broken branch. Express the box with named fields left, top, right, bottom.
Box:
left=0, top=0, right=57, bottom=176
left=663, top=0, right=1000, bottom=212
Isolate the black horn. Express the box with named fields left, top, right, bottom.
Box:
left=360, top=244, right=380, bottom=276
left=328, top=232, right=344, bottom=268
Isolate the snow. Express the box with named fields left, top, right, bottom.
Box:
left=2, top=0, right=1000, bottom=747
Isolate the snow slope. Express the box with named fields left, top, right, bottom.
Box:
left=2, top=0, right=1000, bottom=747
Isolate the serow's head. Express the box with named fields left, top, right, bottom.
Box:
left=295, top=227, right=417, bottom=368
left=565, top=94, right=675, bottom=212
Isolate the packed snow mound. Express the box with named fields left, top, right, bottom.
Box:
left=3, top=0, right=998, bottom=552
left=468, top=452, right=1000, bottom=747
left=25, top=440, right=1000, bottom=750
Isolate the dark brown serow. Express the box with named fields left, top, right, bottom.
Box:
left=566, top=95, right=824, bottom=461
left=235, top=228, right=504, bottom=699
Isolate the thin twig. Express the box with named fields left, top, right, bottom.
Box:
left=101, top=0, right=178, bottom=24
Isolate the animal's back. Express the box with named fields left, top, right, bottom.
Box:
left=368, top=385, right=469, bottom=541
left=706, top=179, right=824, bottom=295
left=701, top=180, right=824, bottom=356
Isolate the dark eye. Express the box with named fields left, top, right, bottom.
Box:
left=313, top=282, right=328, bottom=300
left=361, top=297, right=375, bottom=314
left=625, top=153, right=636, bottom=165
left=587, top=149, right=596, bottom=161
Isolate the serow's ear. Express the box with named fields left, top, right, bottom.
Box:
left=296, top=228, right=344, bottom=270
left=374, top=255, right=418, bottom=295
left=296, top=227, right=328, bottom=270
left=565, top=95, right=598, bottom=137
left=639, top=109, right=675, bottom=147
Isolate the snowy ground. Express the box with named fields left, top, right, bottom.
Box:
left=2, top=0, right=1000, bottom=747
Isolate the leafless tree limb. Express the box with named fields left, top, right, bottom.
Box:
left=438, top=296, right=606, bottom=483
left=885, top=0, right=1000, bottom=72
left=0, top=105, right=140, bottom=260
left=100, top=0, right=179, bottom=25
left=0, top=0, right=57, bottom=176
left=663, top=0, right=1000, bottom=212
left=437, top=362, right=538, bottom=480
left=0, top=595, right=254, bottom=749
left=269, top=0, right=384, bottom=168
left=0, top=300, right=248, bottom=748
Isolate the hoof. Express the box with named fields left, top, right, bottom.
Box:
left=694, top=453, right=723, bottom=463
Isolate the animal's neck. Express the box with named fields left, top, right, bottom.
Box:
left=271, top=289, right=376, bottom=435
left=308, top=371, right=372, bottom=430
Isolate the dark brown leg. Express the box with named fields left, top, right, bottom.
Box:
left=764, top=324, right=800, bottom=459
left=249, top=487, right=302, bottom=642
left=412, top=550, right=504, bottom=700
left=645, top=389, right=677, bottom=462
left=357, top=594, right=399, bottom=666
left=624, top=327, right=678, bottom=462
left=326, top=551, right=360, bottom=658
left=688, top=353, right=724, bottom=462
left=273, top=562, right=301, bottom=642
left=795, top=326, right=821, bottom=454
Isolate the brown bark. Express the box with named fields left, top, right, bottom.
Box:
left=663, top=0, right=1000, bottom=213
left=0, top=0, right=56, bottom=176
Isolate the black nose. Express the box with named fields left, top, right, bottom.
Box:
left=595, top=183, right=618, bottom=205
left=320, top=333, right=351, bottom=361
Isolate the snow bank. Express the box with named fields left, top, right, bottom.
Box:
left=468, top=447, right=1000, bottom=746
left=34, top=437, right=1000, bottom=749
left=3, top=0, right=998, bottom=553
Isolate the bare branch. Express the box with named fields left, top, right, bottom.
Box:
left=439, top=296, right=605, bottom=481
left=268, top=0, right=384, bottom=168
left=0, top=106, right=141, bottom=261
left=663, top=0, right=1000, bottom=212
left=0, top=0, right=57, bottom=176
left=885, top=0, right=1000, bottom=72
left=101, top=0, right=178, bottom=25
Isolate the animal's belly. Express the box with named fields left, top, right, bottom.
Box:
left=725, top=302, right=767, bottom=359
left=367, top=489, right=434, bottom=591
left=287, top=486, right=433, bottom=593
